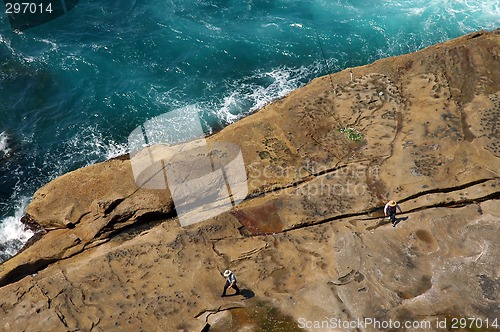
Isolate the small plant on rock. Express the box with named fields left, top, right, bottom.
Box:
left=339, top=127, right=364, bottom=141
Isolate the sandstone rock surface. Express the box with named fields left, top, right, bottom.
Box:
left=1, top=30, right=499, bottom=331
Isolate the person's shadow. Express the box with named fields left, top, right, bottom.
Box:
left=223, top=288, right=255, bottom=299
left=393, top=216, right=409, bottom=227
left=240, top=289, right=255, bottom=300
left=368, top=216, right=409, bottom=229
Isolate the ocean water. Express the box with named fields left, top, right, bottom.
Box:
left=0, top=0, right=498, bottom=262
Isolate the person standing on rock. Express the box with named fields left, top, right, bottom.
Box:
left=221, top=270, right=240, bottom=297
left=384, top=200, right=402, bottom=227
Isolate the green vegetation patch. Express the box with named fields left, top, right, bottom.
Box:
left=340, top=127, right=364, bottom=141
left=258, top=151, right=271, bottom=160
left=210, top=302, right=302, bottom=332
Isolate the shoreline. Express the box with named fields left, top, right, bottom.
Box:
left=8, top=28, right=500, bottom=257
left=1, top=29, right=499, bottom=331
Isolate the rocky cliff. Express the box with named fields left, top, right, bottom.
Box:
left=1, top=30, right=499, bottom=331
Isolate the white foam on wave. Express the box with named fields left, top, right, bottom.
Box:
left=214, top=62, right=322, bottom=125
left=399, top=0, right=500, bottom=31
left=405, top=6, right=426, bottom=16
left=460, top=0, right=500, bottom=29
left=0, top=131, right=11, bottom=157
left=0, top=34, right=13, bottom=51
left=0, top=197, right=33, bottom=259
left=201, top=20, right=222, bottom=31
left=0, top=126, right=128, bottom=261
left=0, top=30, right=60, bottom=67
left=343, top=0, right=500, bottom=63
left=39, top=38, right=58, bottom=52
left=218, top=92, right=242, bottom=124
left=65, top=126, right=129, bottom=163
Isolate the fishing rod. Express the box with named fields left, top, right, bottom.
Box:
left=307, top=1, right=346, bottom=130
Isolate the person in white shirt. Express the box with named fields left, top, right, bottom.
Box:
left=221, top=270, right=240, bottom=297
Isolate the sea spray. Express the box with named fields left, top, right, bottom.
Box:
left=0, top=131, right=11, bottom=158
left=0, top=197, right=33, bottom=261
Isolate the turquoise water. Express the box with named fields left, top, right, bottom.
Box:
left=0, top=0, right=498, bottom=260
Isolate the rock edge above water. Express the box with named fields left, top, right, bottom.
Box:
left=1, top=30, right=499, bottom=331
